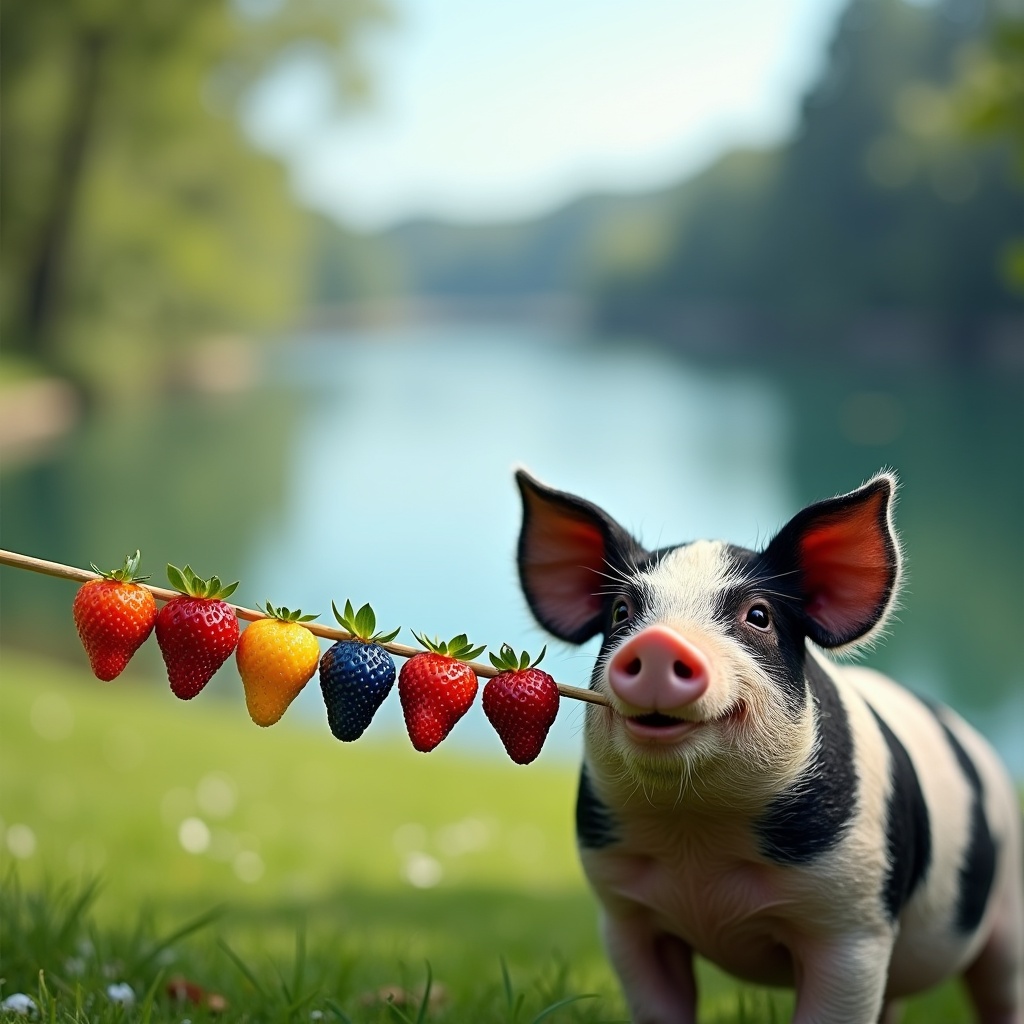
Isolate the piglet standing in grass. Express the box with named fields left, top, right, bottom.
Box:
left=515, top=469, right=1023, bottom=1024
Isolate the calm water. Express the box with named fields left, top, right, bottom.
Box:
left=2, top=325, right=1021, bottom=771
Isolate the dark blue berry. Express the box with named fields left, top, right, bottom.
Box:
left=319, top=639, right=396, bottom=741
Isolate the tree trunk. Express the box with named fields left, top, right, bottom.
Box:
left=18, top=29, right=107, bottom=365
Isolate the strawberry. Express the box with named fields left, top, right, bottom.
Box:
left=72, top=550, right=157, bottom=681
left=156, top=564, right=240, bottom=699
left=398, top=632, right=485, bottom=752
left=319, top=600, right=400, bottom=741
left=236, top=602, right=321, bottom=727
left=482, top=644, right=560, bottom=765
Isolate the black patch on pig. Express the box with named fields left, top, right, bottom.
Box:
left=714, top=544, right=810, bottom=715
left=866, top=706, right=932, bottom=921
left=576, top=766, right=619, bottom=849
left=931, top=713, right=997, bottom=933
left=755, top=657, right=858, bottom=864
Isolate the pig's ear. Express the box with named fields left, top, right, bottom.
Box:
left=763, top=472, right=903, bottom=651
left=516, top=469, right=647, bottom=644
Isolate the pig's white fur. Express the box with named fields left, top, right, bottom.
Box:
left=579, top=540, right=1024, bottom=1024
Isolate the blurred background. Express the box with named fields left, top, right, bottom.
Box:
left=2, top=0, right=1022, bottom=777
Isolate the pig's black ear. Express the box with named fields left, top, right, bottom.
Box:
left=516, top=469, right=647, bottom=644
left=762, top=472, right=902, bottom=651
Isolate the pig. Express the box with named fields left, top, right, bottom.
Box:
left=514, top=469, right=1023, bottom=1024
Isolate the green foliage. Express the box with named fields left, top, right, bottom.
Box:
left=0, top=0, right=388, bottom=396
left=309, top=0, right=1022, bottom=355
left=948, top=12, right=1024, bottom=294
left=333, top=599, right=401, bottom=644
left=592, top=0, right=1023, bottom=343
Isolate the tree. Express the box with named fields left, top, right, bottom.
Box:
left=0, top=0, right=387, bottom=390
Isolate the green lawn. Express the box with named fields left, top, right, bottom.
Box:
left=0, top=650, right=973, bottom=1021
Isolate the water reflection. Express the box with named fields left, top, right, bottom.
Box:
left=1, top=327, right=1020, bottom=771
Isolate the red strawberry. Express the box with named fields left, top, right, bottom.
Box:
left=482, top=644, right=560, bottom=764
left=398, top=632, right=485, bottom=752
left=156, top=564, right=240, bottom=699
left=72, top=551, right=157, bottom=681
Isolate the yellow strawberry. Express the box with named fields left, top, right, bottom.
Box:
left=236, top=602, right=321, bottom=727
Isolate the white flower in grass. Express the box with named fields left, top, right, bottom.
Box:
left=106, top=983, right=135, bottom=1006
left=1, top=993, right=38, bottom=1016
left=178, top=817, right=211, bottom=854
left=5, top=823, right=37, bottom=859
left=402, top=851, right=443, bottom=888
left=64, top=955, right=87, bottom=976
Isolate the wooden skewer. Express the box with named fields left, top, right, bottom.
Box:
left=0, top=547, right=610, bottom=708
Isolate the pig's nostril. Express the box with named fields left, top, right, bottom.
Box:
left=625, top=658, right=642, bottom=676
left=673, top=660, right=694, bottom=679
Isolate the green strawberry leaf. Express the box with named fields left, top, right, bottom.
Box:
left=166, top=564, right=188, bottom=594
left=332, top=600, right=352, bottom=632
left=334, top=600, right=397, bottom=643
left=263, top=600, right=320, bottom=623
left=488, top=644, right=546, bottom=672
left=92, top=550, right=151, bottom=583
left=354, top=602, right=376, bottom=638
left=410, top=631, right=483, bottom=660
left=167, top=564, right=238, bottom=600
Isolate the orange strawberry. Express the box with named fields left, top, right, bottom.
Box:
left=236, top=602, right=321, bottom=727
left=72, top=551, right=157, bottom=681
left=398, top=632, right=485, bottom=752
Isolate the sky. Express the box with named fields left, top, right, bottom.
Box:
left=242, top=0, right=850, bottom=230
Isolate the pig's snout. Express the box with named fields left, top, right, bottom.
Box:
left=608, top=625, right=710, bottom=712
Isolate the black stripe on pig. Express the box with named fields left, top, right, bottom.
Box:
left=866, top=706, right=932, bottom=921
left=576, top=765, right=619, bottom=849
left=931, top=713, right=998, bottom=933
left=755, top=657, right=858, bottom=864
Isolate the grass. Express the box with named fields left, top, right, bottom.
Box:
left=0, top=649, right=974, bottom=1021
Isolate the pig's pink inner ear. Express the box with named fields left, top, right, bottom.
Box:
left=797, top=484, right=897, bottom=647
left=520, top=508, right=607, bottom=642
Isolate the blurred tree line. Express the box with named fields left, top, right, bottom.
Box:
left=308, top=0, right=1022, bottom=366
left=1, top=0, right=386, bottom=398
left=592, top=0, right=1023, bottom=358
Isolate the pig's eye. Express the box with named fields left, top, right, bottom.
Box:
left=611, top=598, right=632, bottom=625
left=745, top=604, right=772, bottom=630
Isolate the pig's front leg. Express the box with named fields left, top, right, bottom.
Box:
left=791, top=931, right=892, bottom=1024
left=601, top=911, right=697, bottom=1024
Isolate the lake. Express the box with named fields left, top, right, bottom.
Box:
left=2, top=324, right=1021, bottom=772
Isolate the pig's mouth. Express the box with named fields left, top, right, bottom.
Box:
left=621, top=704, right=746, bottom=744
left=622, top=712, right=701, bottom=743
left=632, top=712, right=687, bottom=728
